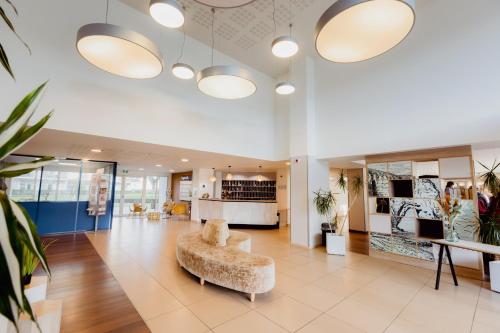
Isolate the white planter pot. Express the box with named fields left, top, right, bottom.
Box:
left=490, top=260, right=500, bottom=293
left=326, top=234, right=346, bottom=256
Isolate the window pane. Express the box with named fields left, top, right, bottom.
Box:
left=8, top=170, right=41, bottom=202
left=113, top=176, right=122, bottom=216
left=123, top=177, right=144, bottom=212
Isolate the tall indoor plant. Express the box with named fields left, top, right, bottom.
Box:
left=476, top=160, right=500, bottom=289
left=313, top=170, right=364, bottom=255
left=1, top=1, right=54, bottom=330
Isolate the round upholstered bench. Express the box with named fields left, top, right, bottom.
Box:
left=176, top=220, right=275, bottom=301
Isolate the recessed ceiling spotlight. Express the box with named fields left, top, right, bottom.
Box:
left=91, top=149, right=102, bottom=153
left=149, top=0, right=184, bottom=28
left=156, top=164, right=162, bottom=167
left=169, top=169, right=175, bottom=173
left=275, top=82, right=295, bottom=95
left=139, top=168, right=145, bottom=171
left=82, top=158, right=90, bottom=162
left=271, top=36, right=299, bottom=58
left=181, top=158, right=189, bottom=162
left=58, top=162, right=79, bottom=166
left=172, top=63, right=194, bottom=80
left=285, top=161, right=291, bottom=166
left=315, top=0, right=416, bottom=63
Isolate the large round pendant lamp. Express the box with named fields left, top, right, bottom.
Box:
left=149, top=0, right=184, bottom=28
left=197, top=65, right=256, bottom=99
left=315, top=0, right=415, bottom=63
left=76, top=23, right=163, bottom=79
left=194, top=0, right=255, bottom=8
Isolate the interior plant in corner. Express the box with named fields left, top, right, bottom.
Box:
left=313, top=189, right=338, bottom=254
left=0, top=83, right=54, bottom=329
left=334, top=170, right=364, bottom=255
left=476, top=160, right=500, bottom=281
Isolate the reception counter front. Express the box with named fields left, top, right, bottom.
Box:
left=199, top=199, right=279, bottom=229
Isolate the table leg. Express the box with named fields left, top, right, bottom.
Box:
left=435, top=244, right=444, bottom=290
left=445, top=245, right=458, bottom=286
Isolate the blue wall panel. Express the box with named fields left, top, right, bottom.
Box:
left=75, top=200, right=113, bottom=231
left=18, top=202, right=38, bottom=222
left=36, top=202, right=79, bottom=234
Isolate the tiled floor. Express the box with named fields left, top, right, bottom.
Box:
left=86, top=218, right=500, bottom=333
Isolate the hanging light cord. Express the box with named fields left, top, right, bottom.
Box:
left=105, top=0, right=109, bottom=23
left=272, top=0, right=276, bottom=37
left=211, top=8, right=215, bottom=66
left=289, top=0, right=292, bottom=36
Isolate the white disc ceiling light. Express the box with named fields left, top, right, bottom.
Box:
left=315, top=0, right=415, bottom=63
left=194, top=0, right=256, bottom=8
left=272, top=35, right=298, bottom=58
left=172, top=63, right=194, bottom=79
left=149, top=0, right=185, bottom=28
left=76, top=23, right=163, bottom=79
left=275, top=82, right=295, bottom=95
left=197, top=9, right=256, bottom=99
left=197, top=65, right=256, bottom=99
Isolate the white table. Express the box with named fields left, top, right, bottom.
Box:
left=431, top=239, right=500, bottom=290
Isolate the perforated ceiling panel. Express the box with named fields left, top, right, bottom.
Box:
left=120, top=0, right=319, bottom=76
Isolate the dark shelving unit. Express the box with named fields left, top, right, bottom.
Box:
left=221, top=180, right=276, bottom=201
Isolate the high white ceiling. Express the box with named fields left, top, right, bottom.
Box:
left=16, top=129, right=288, bottom=173
left=120, top=0, right=433, bottom=77
left=121, top=0, right=321, bottom=77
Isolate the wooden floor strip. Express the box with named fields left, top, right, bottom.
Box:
left=38, top=233, right=150, bottom=333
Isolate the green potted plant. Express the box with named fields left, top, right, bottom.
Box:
left=313, top=189, right=340, bottom=254
left=313, top=170, right=364, bottom=255
left=22, top=239, right=55, bottom=286
left=1, top=1, right=54, bottom=329
left=476, top=160, right=500, bottom=290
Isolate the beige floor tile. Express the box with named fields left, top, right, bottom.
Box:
left=256, top=296, right=321, bottom=332
left=146, top=307, right=209, bottom=333
left=385, top=318, right=440, bottom=333
left=330, top=268, right=378, bottom=285
left=471, top=321, right=500, bottom=333
left=275, top=272, right=308, bottom=294
left=288, top=284, right=344, bottom=311
left=328, top=298, right=397, bottom=333
left=131, top=288, right=183, bottom=320
left=296, top=314, right=364, bottom=333
left=313, top=274, right=364, bottom=298
left=168, top=281, right=220, bottom=305
left=282, top=264, right=331, bottom=283
left=474, top=307, right=500, bottom=329
left=188, top=295, right=251, bottom=328
left=283, top=253, right=316, bottom=265
left=212, top=311, right=288, bottom=333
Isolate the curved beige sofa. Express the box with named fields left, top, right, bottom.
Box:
left=176, top=220, right=275, bottom=301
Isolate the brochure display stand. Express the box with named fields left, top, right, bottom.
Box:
left=87, top=169, right=109, bottom=232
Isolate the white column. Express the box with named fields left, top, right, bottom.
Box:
left=190, top=168, right=214, bottom=222
left=288, top=56, right=330, bottom=248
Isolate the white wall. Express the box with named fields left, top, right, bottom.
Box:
left=314, top=0, right=500, bottom=159
left=1, top=0, right=277, bottom=161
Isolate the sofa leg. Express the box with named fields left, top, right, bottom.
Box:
left=250, top=293, right=255, bottom=302
left=200, top=278, right=205, bottom=286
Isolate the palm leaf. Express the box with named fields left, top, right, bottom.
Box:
left=0, top=6, right=31, bottom=55
left=0, top=111, right=52, bottom=161
left=337, top=169, right=347, bottom=192
left=3, top=1, right=18, bottom=15
left=0, top=82, right=47, bottom=134
left=0, top=156, right=54, bottom=178
left=0, top=42, right=14, bottom=79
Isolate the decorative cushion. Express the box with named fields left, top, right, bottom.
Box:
left=202, top=219, right=230, bottom=246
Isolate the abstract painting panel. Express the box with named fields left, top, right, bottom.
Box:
left=417, top=241, right=435, bottom=261
left=391, top=216, right=416, bottom=237
left=414, top=199, right=442, bottom=220
left=390, top=235, right=417, bottom=258
left=368, top=169, right=390, bottom=197
left=414, top=178, right=441, bottom=200
left=370, top=232, right=392, bottom=252
left=390, top=198, right=416, bottom=217
left=454, top=200, right=478, bottom=241
left=388, top=161, right=412, bottom=178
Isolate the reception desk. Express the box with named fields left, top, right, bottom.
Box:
left=199, top=199, right=279, bottom=229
